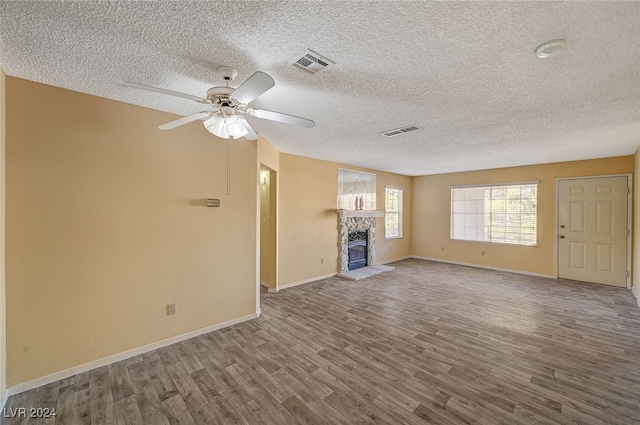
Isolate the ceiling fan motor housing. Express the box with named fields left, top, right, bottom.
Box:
left=217, top=66, right=238, bottom=81
left=206, top=86, right=241, bottom=108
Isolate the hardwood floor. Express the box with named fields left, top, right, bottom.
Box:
left=4, top=259, right=640, bottom=424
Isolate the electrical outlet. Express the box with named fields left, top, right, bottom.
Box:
left=321, top=258, right=324, bottom=264
left=441, top=246, right=445, bottom=252
left=388, top=246, right=392, bottom=251
left=481, top=250, right=486, bottom=256
left=167, top=303, right=176, bottom=315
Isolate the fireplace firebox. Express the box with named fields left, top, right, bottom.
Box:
left=347, top=230, right=368, bottom=270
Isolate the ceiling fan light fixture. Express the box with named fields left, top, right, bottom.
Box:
left=226, top=115, right=249, bottom=139
left=203, top=114, right=229, bottom=139
left=203, top=114, right=249, bottom=139
left=123, top=69, right=313, bottom=137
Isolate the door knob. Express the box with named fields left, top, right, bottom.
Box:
left=559, top=235, right=565, bottom=239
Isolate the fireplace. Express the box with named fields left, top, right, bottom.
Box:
left=348, top=230, right=368, bottom=270
left=336, top=209, right=394, bottom=280
left=337, top=210, right=383, bottom=272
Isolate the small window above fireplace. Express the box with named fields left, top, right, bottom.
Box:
left=337, top=169, right=376, bottom=211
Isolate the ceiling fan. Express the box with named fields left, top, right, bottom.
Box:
left=119, top=66, right=315, bottom=140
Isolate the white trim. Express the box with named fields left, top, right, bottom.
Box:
left=410, top=256, right=555, bottom=279
left=384, top=186, right=403, bottom=239
left=260, top=281, right=277, bottom=293
left=378, top=256, right=410, bottom=264
left=449, top=180, right=539, bottom=189
left=632, top=286, right=640, bottom=310
left=627, top=175, right=632, bottom=289
left=256, top=307, right=262, bottom=317
left=555, top=174, right=632, bottom=287
left=278, top=273, right=337, bottom=291
left=450, top=183, right=538, bottom=246
left=554, top=173, right=632, bottom=181
left=7, top=312, right=258, bottom=397
left=0, top=389, right=8, bottom=411
left=554, top=179, right=559, bottom=278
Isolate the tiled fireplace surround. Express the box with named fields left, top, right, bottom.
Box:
left=337, top=210, right=384, bottom=272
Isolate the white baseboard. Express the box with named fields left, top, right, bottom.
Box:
left=7, top=312, right=258, bottom=397
left=260, top=280, right=277, bottom=293
left=633, top=285, right=640, bottom=309
left=276, top=260, right=408, bottom=291
left=410, top=256, right=556, bottom=279
left=0, top=389, right=8, bottom=411
left=278, top=272, right=337, bottom=291
left=378, top=256, right=410, bottom=265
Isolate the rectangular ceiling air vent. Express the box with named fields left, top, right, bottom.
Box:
left=381, top=125, right=422, bottom=137
left=290, top=49, right=335, bottom=74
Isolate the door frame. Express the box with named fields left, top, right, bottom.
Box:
left=258, top=164, right=278, bottom=292
left=554, top=174, right=632, bottom=288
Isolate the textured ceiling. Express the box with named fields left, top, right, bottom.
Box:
left=1, top=1, right=639, bottom=176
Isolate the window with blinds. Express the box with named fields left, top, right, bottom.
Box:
left=451, top=183, right=537, bottom=246
left=385, top=186, right=403, bottom=238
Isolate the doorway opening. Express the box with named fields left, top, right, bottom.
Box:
left=260, top=166, right=277, bottom=293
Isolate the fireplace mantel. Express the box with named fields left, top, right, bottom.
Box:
left=336, top=209, right=384, bottom=218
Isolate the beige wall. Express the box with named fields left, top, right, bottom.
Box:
left=5, top=77, right=257, bottom=386
left=258, top=137, right=280, bottom=172
left=3, top=74, right=638, bottom=390
left=412, top=156, right=634, bottom=276
left=0, top=69, right=6, bottom=398
left=278, top=154, right=412, bottom=287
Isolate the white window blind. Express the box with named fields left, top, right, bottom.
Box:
left=451, top=183, right=537, bottom=246
left=385, top=186, right=403, bottom=238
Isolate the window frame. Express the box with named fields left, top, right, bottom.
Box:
left=450, top=181, right=538, bottom=247
left=385, top=185, right=404, bottom=239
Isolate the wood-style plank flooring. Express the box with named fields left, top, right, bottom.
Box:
left=4, top=259, right=640, bottom=424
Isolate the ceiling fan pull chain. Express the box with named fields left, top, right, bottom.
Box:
left=227, top=138, right=232, bottom=196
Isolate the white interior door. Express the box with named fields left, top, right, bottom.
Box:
left=558, top=176, right=629, bottom=287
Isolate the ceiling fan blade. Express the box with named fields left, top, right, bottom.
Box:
left=118, top=81, right=209, bottom=104
left=158, top=111, right=212, bottom=130
left=230, top=72, right=275, bottom=104
left=238, top=116, right=258, bottom=140
left=250, top=108, right=315, bottom=128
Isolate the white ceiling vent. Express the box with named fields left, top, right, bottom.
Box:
left=290, top=49, right=335, bottom=74
left=381, top=125, right=422, bottom=137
